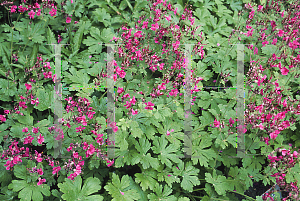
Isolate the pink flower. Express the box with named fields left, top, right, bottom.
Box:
left=66, top=17, right=72, bottom=23
left=32, top=127, right=39, bottom=134
left=73, top=152, right=79, bottom=158
left=254, top=47, right=258, bottom=55
left=28, top=10, right=35, bottom=19
left=34, top=3, right=40, bottom=9
left=174, top=7, right=178, bottom=15
left=11, top=5, right=17, bottom=13
left=37, top=168, right=43, bottom=175
left=37, top=134, right=44, bottom=144
left=18, top=5, right=28, bottom=13
left=169, top=88, right=178, bottom=97
left=0, top=115, right=6, bottom=122
left=120, top=191, right=124, bottom=195
left=142, top=21, right=148, bottom=29
left=25, top=83, right=32, bottom=90
left=280, top=67, right=289, bottom=75
left=76, top=126, right=86, bottom=133
left=107, top=159, right=114, bottom=167
left=52, top=166, right=61, bottom=176
left=4, top=160, right=14, bottom=170
left=165, top=15, right=171, bottom=22
left=49, top=8, right=57, bottom=17
left=37, top=178, right=46, bottom=185
left=173, top=41, right=180, bottom=51
left=130, top=96, right=136, bottom=105
left=67, top=173, right=77, bottom=180
left=214, top=119, right=220, bottom=128
left=118, top=70, right=126, bottom=78
left=134, top=31, right=143, bottom=38
left=145, top=102, right=155, bottom=110
left=270, top=130, right=280, bottom=140
left=229, top=118, right=235, bottom=126
left=151, top=23, right=159, bottom=31
left=86, top=144, right=95, bottom=158
left=131, top=109, right=138, bottom=115
left=22, top=127, right=29, bottom=133
left=36, top=153, right=43, bottom=162
left=293, top=151, right=298, bottom=158
left=24, top=136, right=34, bottom=144
left=117, top=87, right=124, bottom=94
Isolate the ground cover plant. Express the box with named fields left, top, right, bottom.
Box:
left=0, top=0, right=299, bottom=200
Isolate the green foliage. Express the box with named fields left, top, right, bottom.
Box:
left=58, top=176, right=104, bottom=201
left=0, top=0, right=298, bottom=200
left=104, top=173, right=141, bottom=201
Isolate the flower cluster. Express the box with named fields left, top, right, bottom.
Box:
left=264, top=147, right=300, bottom=200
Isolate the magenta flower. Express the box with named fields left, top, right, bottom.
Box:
left=86, top=144, right=95, bottom=158
left=25, top=83, right=32, bottom=90
left=36, top=153, right=43, bottom=162
left=172, top=41, right=180, bottom=50
left=134, top=31, right=143, bottom=38
left=67, top=173, right=76, bottom=180
left=11, top=5, right=17, bottom=13
left=145, top=102, right=155, bottom=110
left=4, top=160, right=14, bottom=170
left=229, top=117, right=235, bottom=126
left=22, top=127, right=28, bottom=133
left=37, top=177, right=46, bottom=185
left=37, top=134, right=44, bottom=144
left=32, top=127, right=39, bottom=134
left=49, top=8, right=57, bottom=17
left=131, top=109, right=138, bottom=115
left=270, top=130, right=280, bottom=140
left=37, top=168, right=43, bottom=175
left=120, top=191, right=124, bottom=195
left=24, top=136, right=34, bottom=144
left=165, top=15, right=171, bottom=22
left=214, top=119, right=220, bottom=128
left=75, top=126, right=86, bottom=133
left=142, top=21, right=148, bottom=29
left=151, top=23, right=159, bottom=31
left=66, top=17, right=72, bottom=23
left=28, top=10, right=35, bottom=19
left=18, top=5, right=28, bottom=13
left=280, top=67, right=289, bottom=75
left=0, top=115, right=6, bottom=122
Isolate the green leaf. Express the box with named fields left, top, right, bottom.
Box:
left=46, top=27, right=57, bottom=54
left=104, top=174, right=140, bottom=201
left=8, top=180, right=50, bottom=201
left=227, top=0, right=242, bottom=11
left=152, top=135, right=181, bottom=168
left=17, top=114, right=34, bottom=126
left=261, top=45, right=279, bottom=57
left=148, top=183, right=177, bottom=201
left=58, top=176, right=103, bottom=201
left=133, top=136, right=159, bottom=169
left=135, top=168, right=158, bottom=191
left=82, top=27, right=103, bottom=53
left=125, top=0, right=133, bottom=12
left=14, top=165, right=28, bottom=180
left=173, top=161, right=200, bottom=192
left=73, top=21, right=86, bottom=52
left=93, top=8, right=111, bottom=27
left=0, top=79, right=17, bottom=99
left=34, top=119, right=51, bottom=128
left=101, top=28, right=116, bottom=43
left=34, top=88, right=52, bottom=112
left=205, top=170, right=233, bottom=196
